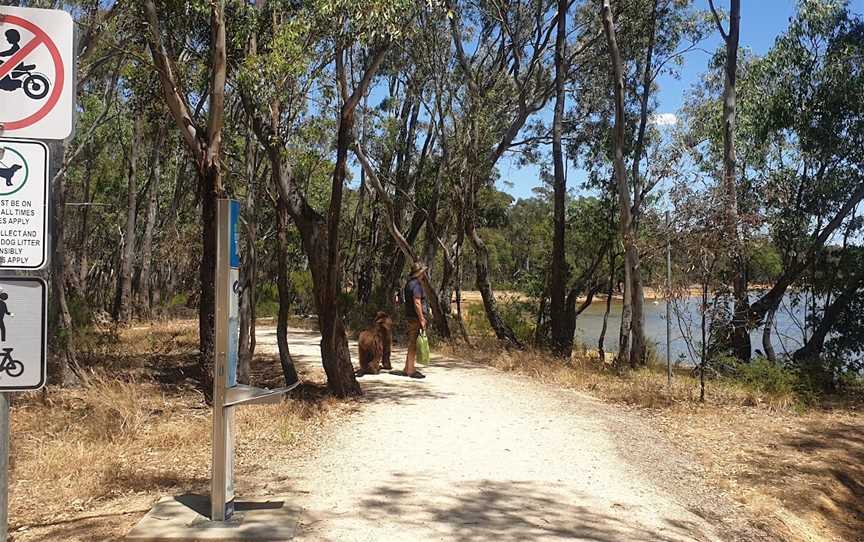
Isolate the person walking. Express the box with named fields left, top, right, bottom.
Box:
left=396, top=262, right=428, bottom=379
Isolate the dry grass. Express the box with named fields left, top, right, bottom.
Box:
left=440, top=338, right=799, bottom=410
left=8, top=320, right=341, bottom=541
left=439, top=339, right=863, bottom=542
left=648, top=405, right=863, bottom=542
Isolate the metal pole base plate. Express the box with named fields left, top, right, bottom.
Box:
left=126, top=495, right=299, bottom=541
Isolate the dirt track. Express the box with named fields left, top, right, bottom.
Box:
left=255, top=328, right=764, bottom=542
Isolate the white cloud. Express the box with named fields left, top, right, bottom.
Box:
left=651, top=113, right=678, bottom=126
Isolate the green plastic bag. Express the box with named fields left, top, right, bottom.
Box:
left=416, top=330, right=430, bottom=365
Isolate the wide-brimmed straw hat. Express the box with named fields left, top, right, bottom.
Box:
left=410, top=262, right=428, bottom=278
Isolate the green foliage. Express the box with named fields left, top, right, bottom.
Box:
left=255, top=283, right=281, bottom=319
left=496, top=295, right=537, bottom=346
left=748, top=238, right=783, bottom=283
left=289, top=270, right=316, bottom=315
left=316, top=0, right=439, bottom=43
left=732, top=357, right=798, bottom=396
left=167, top=293, right=189, bottom=309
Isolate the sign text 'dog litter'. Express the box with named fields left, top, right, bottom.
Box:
left=0, top=139, right=48, bottom=270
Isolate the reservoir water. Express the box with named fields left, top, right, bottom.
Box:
left=574, top=295, right=809, bottom=365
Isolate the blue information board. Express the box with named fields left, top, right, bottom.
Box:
left=229, top=200, right=241, bottom=269
left=226, top=200, right=241, bottom=388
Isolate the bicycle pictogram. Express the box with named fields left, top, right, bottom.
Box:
left=0, top=348, right=24, bottom=378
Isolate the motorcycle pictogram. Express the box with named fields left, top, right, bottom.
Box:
left=0, top=29, right=51, bottom=100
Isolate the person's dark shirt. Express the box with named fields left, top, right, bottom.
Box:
left=0, top=301, right=8, bottom=317
left=403, top=278, right=426, bottom=320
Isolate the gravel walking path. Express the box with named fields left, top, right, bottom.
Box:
left=254, top=328, right=756, bottom=542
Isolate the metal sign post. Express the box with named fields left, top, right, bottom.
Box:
left=212, top=199, right=239, bottom=521
left=666, top=211, right=672, bottom=387
left=210, top=200, right=299, bottom=522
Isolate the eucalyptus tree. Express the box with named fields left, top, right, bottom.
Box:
left=740, top=1, right=864, bottom=359
left=600, top=0, right=707, bottom=367
left=141, top=0, right=228, bottom=397
left=349, top=13, right=461, bottom=338
left=113, top=115, right=143, bottom=323
left=547, top=0, right=574, bottom=355
left=237, top=0, right=434, bottom=396
left=444, top=0, right=586, bottom=347
left=707, top=0, right=746, bottom=360
left=683, top=0, right=864, bottom=367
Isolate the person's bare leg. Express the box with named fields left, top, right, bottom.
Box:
left=404, top=334, right=417, bottom=375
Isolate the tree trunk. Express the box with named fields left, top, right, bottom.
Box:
left=78, top=146, right=93, bottom=288
left=624, top=0, right=659, bottom=369
left=241, top=40, right=386, bottom=397
left=468, top=221, right=523, bottom=347
left=563, top=248, right=608, bottom=348
left=453, top=236, right=470, bottom=343
left=139, top=122, right=166, bottom=318
left=48, top=141, right=79, bottom=386
left=275, top=195, right=300, bottom=386
left=601, top=0, right=636, bottom=368
left=710, top=0, right=748, bottom=361
left=629, top=266, right=647, bottom=368
left=549, top=0, right=570, bottom=357
left=115, top=116, right=143, bottom=322
left=422, top=164, right=444, bottom=281
left=238, top=133, right=258, bottom=385
left=793, top=271, right=864, bottom=363
left=143, top=0, right=227, bottom=401
left=598, top=253, right=617, bottom=363
left=762, top=305, right=776, bottom=362
left=725, top=2, right=749, bottom=362
left=320, top=81, right=362, bottom=396
left=355, top=203, right=379, bottom=305
left=533, top=278, right=549, bottom=347
left=199, top=168, right=220, bottom=399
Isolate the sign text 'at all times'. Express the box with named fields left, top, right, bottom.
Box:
left=0, top=140, right=48, bottom=270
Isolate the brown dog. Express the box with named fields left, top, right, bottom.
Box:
left=355, top=312, right=393, bottom=376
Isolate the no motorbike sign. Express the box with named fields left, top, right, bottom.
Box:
left=0, top=6, right=74, bottom=140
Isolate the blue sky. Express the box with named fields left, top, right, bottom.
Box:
left=498, top=0, right=803, bottom=201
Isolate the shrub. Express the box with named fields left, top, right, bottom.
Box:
left=166, top=292, right=189, bottom=309
left=733, top=357, right=798, bottom=396
left=497, top=294, right=536, bottom=345
left=255, top=282, right=280, bottom=318
left=464, top=302, right=492, bottom=337
left=289, top=270, right=315, bottom=314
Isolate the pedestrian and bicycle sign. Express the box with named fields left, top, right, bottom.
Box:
left=0, top=278, right=46, bottom=391
left=0, top=139, right=48, bottom=270
left=0, top=6, right=74, bottom=140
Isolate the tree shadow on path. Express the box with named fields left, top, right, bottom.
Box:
left=352, top=474, right=710, bottom=542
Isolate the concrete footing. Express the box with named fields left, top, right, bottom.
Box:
left=125, top=495, right=299, bottom=541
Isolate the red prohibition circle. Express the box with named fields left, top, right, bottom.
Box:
left=1, top=14, right=65, bottom=131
